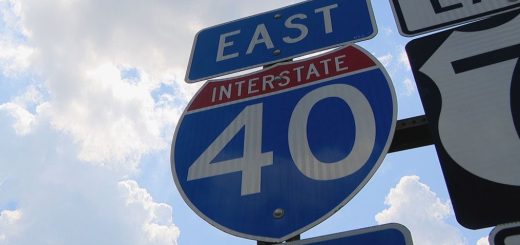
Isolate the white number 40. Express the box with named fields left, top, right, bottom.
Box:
left=187, top=84, right=376, bottom=196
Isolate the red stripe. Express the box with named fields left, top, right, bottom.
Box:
left=188, top=45, right=376, bottom=111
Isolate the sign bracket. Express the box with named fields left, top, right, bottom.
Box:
left=389, top=115, right=432, bottom=153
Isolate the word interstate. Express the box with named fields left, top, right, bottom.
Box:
left=212, top=54, right=347, bottom=102
left=187, top=45, right=377, bottom=111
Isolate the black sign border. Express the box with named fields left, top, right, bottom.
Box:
left=390, top=0, right=520, bottom=36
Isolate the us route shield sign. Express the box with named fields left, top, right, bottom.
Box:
left=172, top=45, right=397, bottom=242
left=406, top=10, right=520, bottom=229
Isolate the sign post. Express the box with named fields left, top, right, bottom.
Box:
left=406, top=10, right=520, bottom=228
left=185, top=0, right=377, bottom=83
left=172, top=45, right=397, bottom=242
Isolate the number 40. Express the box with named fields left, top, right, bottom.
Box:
left=187, top=84, right=376, bottom=196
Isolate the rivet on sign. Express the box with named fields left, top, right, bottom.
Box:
left=274, top=76, right=282, bottom=82
left=273, top=49, right=281, bottom=56
left=273, top=208, right=285, bottom=219
left=274, top=14, right=282, bottom=19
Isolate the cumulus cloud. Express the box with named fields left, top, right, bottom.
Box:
left=0, top=40, right=33, bottom=77
left=399, top=48, right=411, bottom=71
left=38, top=63, right=181, bottom=169
left=401, top=77, right=416, bottom=97
left=476, top=236, right=489, bottom=245
left=11, top=85, right=43, bottom=107
left=376, top=176, right=466, bottom=245
left=0, top=1, right=32, bottom=77
left=0, top=0, right=192, bottom=243
left=371, top=45, right=417, bottom=98
left=0, top=84, right=45, bottom=135
left=382, top=26, right=393, bottom=36
left=0, top=209, right=22, bottom=244
left=0, top=103, right=35, bottom=135
left=119, top=180, right=180, bottom=244
left=5, top=0, right=191, bottom=170
left=0, top=113, right=179, bottom=245
left=377, top=53, right=393, bottom=69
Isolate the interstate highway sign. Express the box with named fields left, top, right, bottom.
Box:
left=406, top=10, right=520, bottom=229
left=172, top=45, right=397, bottom=242
left=390, top=0, right=520, bottom=36
left=286, top=223, right=413, bottom=245
left=185, top=0, right=377, bottom=83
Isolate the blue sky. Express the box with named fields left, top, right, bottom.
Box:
left=0, top=0, right=495, bottom=244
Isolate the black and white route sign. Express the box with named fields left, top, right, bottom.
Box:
left=406, top=10, right=520, bottom=229
left=390, top=0, right=520, bottom=36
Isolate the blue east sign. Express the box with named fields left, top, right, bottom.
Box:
left=185, top=0, right=377, bottom=83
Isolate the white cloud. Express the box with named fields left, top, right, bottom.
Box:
left=12, top=85, right=43, bottom=107
left=0, top=0, right=32, bottom=77
left=0, top=85, right=44, bottom=136
left=373, top=47, right=416, bottom=97
left=382, top=27, right=393, bottom=36
left=0, top=0, right=192, bottom=170
left=119, top=180, right=180, bottom=244
left=376, top=176, right=466, bottom=245
left=399, top=48, right=411, bottom=71
left=477, top=236, right=489, bottom=245
left=0, top=40, right=33, bottom=76
left=402, top=77, right=416, bottom=97
left=0, top=209, right=22, bottom=223
left=0, top=1, right=198, bottom=243
left=0, top=209, right=22, bottom=244
left=377, top=53, right=393, bottom=69
left=0, top=0, right=27, bottom=37
left=38, top=63, right=181, bottom=170
left=0, top=114, right=179, bottom=245
left=0, top=103, right=35, bottom=135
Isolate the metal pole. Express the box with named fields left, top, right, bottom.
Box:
left=389, top=115, right=433, bottom=153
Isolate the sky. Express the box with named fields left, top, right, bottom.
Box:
left=0, top=0, right=495, bottom=244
